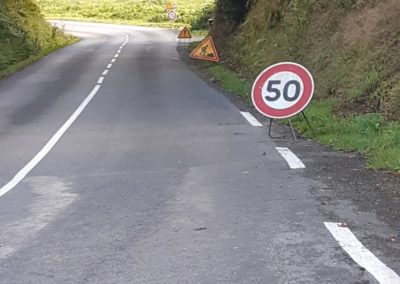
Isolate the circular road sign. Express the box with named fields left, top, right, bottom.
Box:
left=251, top=62, right=314, bottom=119
left=168, top=10, right=177, bottom=21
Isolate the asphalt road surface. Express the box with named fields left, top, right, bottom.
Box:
left=0, top=22, right=398, bottom=283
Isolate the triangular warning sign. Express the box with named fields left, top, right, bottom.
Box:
left=178, top=27, right=192, bottom=39
left=190, top=36, right=219, bottom=62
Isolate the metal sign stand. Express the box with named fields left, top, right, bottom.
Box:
left=268, top=111, right=313, bottom=142
left=178, top=38, right=191, bottom=46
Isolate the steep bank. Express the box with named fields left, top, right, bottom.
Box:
left=210, top=0, right=400, bottom=170
left=0, top=0, right=74, bottom=78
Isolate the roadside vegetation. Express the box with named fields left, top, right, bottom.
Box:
left=196, top=61, right=400, bottom=171
left=0, top=0, right=75, bottom=79
left=198, top=0, right=400, bottom=171
left=36, top=0, right=215, bottom=31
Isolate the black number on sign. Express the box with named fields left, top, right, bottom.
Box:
left=265, top=80, right=281, bottom=101
left=283, top=80, right=301, bottom=101
left=265, top=80, right=301, bottom=102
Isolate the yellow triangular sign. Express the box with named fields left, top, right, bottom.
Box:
left=190, top=37, right=219, bottom=62
left=178, top=27, right=192, bottom=39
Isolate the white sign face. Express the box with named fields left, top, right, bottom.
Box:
left=261, top=71, right=304, bottom=110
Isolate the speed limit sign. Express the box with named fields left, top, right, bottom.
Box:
left=252, top=62, right=314, bottom=119
left=167, top=10, right=176, bottom=21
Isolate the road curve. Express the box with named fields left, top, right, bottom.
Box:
left=0, top=21, right=392, bottom=283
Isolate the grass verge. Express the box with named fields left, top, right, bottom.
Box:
left=0, top=0, right=78, bottom=79
left=0, top=37, right=78, bottom=80
left=191, top=53, right=400, bottom=172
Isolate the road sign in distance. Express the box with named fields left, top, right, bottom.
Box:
left=178, top=27, right=192, bottom=39
left=190, top=37, right=219, bottom=62
left=166, top=2, right=174, bottom=10
left=251, top=62, right=314, bottom=119
left=167, top=10, right=176, bottom=21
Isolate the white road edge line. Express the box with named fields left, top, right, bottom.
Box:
left=0, top=85, right=102, bottom=198
left=97, top=76, right=105, bottom=84
left=324, top=222, right=400, bottom=284
left=102, top=70, right=109, bottom=76
left=275, top=147, right=306, bottom=169
left=240, top=111, right=263, bottom=127
left=107, top=63, right=112, bottom=69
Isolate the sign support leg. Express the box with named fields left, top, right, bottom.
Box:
left=268, top=118, right=297, bottom=142
left=268, top=118, right=274, bottom=138
left=301, top=111, right=314, bottom=136
left=288, top=119, right=297, bottom=142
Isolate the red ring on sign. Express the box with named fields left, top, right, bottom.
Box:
left=252, top=62, right=314, bottom=119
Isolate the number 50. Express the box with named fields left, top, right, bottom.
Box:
left=265, top=80, right=301, bottom=102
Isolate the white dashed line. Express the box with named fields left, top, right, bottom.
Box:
left=324, top=222, right=400, bottom=284
left=97, top=76, right=104, bottom=84
left=102, top=70, right=109, bottom=76
left=114, top=54, right=119, bottom=58
left=0, top=33, right=130, bottom=198
left=117, top=50, right=121, bottom=54
left=240, top=112, right=263, bottom=127
left=275, top=147, right=305, bottom=169
left=0, top=85, right=102, bottom=198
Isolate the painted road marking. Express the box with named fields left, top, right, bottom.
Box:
left=107, top=63, right=112, bottom=69
left=0, top=85, right=102, bottom=198
left=240, top=111, right=263, bottom=127
left=0, top=33, right=129, bottom=198
left=324, top=222, right=400, bottom=284
left=97, top=76, right=105, bottom=84
left=114, top=54, right=119, bottom=58
left=117, top=50, right=121, bottom=54
left=102, top=70, right=109, bottom=76
left=275, top=147, right=305, bottom=169
left=111, top=59, right=116, bottom=63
